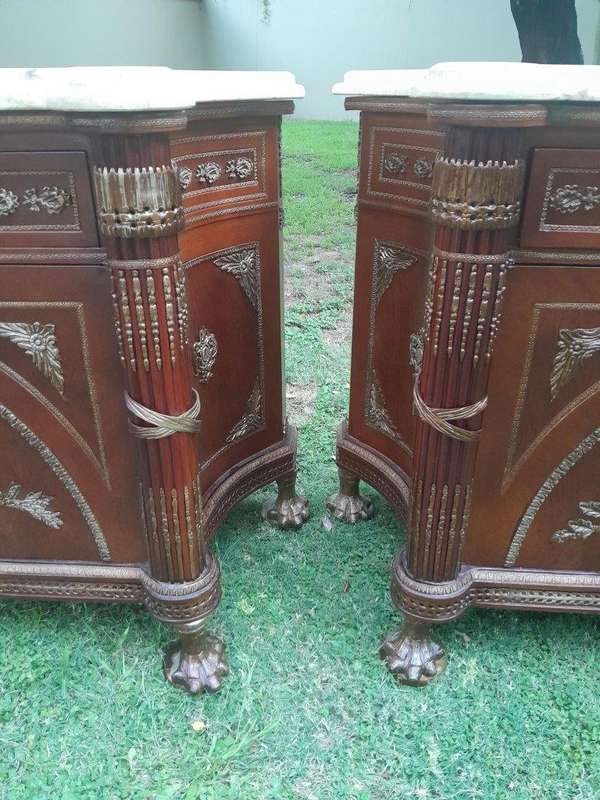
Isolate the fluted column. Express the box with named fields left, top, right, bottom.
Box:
left=93, top=133, right=227, bottom=694
left=382, top=126, right=526, bottom=685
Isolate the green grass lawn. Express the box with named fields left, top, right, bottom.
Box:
left=1, top=120, right=600, bottom=800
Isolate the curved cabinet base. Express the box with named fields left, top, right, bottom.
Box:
left=0, top=425, right=305, bottom=693
left=332, top=420, right=410, bottom=522
left=385, top=551, right=600, bottom=684
left=203, top=423, right=308, bottom=538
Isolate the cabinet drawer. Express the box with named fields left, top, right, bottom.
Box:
left=0, top=150, right=98, bottom=249
left=171, top=122, right=278, bottom=226
left=360, top=115, right=445, bottom=214
left=521, top=147, right=600, bottom=250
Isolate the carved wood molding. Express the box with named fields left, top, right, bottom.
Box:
left=391, top=552, right=600, bottom=622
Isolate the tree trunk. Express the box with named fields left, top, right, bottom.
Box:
left=511, top=0, right=583, bottom=64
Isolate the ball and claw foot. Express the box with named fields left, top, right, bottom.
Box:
left=262, top=474, right=309, bottom=530
left=326, top=466, right=374, bottom=524
left=380, top=619, right=447, bottom=687
left=164, top=624, right=229, bottom=695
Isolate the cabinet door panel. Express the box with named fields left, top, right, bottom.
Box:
left=180, top=212, right=284, bottom=493
left=466, top=264, right=600, bottom=571
left=0, top=265, right=145, bottom=564
left=348, top=206, right=429, bottom=476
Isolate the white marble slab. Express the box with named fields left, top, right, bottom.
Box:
left=0, top=67, right=305, bottom=112
left=333, top=62, right=600, bottom=103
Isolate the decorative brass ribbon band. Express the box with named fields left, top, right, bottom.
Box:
left=430, top=158, right=525, bottom=231
left=125, top=389, right=201, bottom=439
left=413, top=379, right=487, bottom=443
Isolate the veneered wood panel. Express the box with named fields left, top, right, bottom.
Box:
left=180, top=210, right=284, bottom=493
left=466, top=264, right=600, bottom=571
left=348, top=204, right=430, bottom=477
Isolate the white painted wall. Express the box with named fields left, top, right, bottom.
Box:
left=0, top=0, right=207, bottom=69
left=202, top=0, right=600, bottom=119
left=0, top=0, right=598, bottom=119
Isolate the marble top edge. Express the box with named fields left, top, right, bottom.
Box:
left=333, top=62, right=600, bottom=103
left=0, top=67, right=305, bottom=112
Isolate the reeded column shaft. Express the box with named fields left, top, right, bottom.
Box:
left=406, top=128, right=525, bottom=583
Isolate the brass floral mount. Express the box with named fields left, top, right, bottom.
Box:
left=383, top=153, right=433, bottom=180
left=226, top=381, right=262, bottom=443
left=549, top=184, right=600, bottom=215
left=550, top=327, right=600, bottom=401
left=0, top=321, right=64, bottom=394
left=0, top=185, right=72, bottom=217
left=0, top=482, right=62, bottom=529
left=192, top=328, right=218, bottom=382
left=553, top=500, right=600, bottom=543
left=178, top=157, right=255, bottom=190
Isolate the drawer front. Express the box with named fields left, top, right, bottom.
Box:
left=0, top=265, right=144, bottom=564
left=180, top=212, right=284, bottom=492
left=171, top=119, right=279, bottom=226
left=521, top=147, right=600, bottom=250
left=0, top=151, right=98, bottom=248
left=465, top=264, right=600, bottom=572
left=360, top=114, right=445, bottom=214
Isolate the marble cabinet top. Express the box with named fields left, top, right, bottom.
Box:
left=333, top=62, right=600, bottom=103
left=0, top=67, right=305, bottom=112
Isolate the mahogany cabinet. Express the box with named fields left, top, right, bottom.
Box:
left=0, top=67, right=307, bottom=694
left=330, top=64, right=600, bottom=685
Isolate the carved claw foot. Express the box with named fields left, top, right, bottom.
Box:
left=326, top=466, right=374, bottom=523
left=380, top=619, right=447, bottom=687
left=163, top=624, right=229, bottom=694
left=262, top=473, right=309, bottom=530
